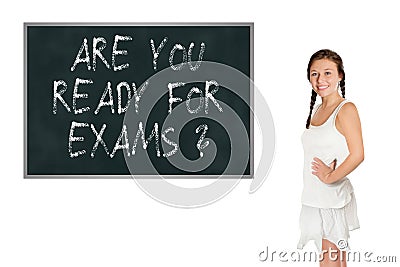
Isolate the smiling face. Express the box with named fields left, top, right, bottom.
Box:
left=309, top=59, right=343, bottom=98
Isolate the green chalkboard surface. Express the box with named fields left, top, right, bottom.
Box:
left=25, top=23, right=253, bottom=177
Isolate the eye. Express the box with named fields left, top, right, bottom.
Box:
left=325, top=71, right=331, bottom=75
left=311, top=72, right=317, bottom=77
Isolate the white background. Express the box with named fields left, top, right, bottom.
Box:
left=1, top=0, right=399, bottom=266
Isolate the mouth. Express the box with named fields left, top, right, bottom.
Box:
left=317, top=85, right=329, bottom=90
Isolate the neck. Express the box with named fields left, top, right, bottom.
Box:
left=321, top=92, right=343, bottom=108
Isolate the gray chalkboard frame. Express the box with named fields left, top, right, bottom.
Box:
left=23, top=22, right=254, bottom=179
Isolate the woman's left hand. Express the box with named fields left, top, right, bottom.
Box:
left=311, top=157, right=336, bottom=184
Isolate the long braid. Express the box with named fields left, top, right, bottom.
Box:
left=306, top=90, right=317, bottom=129
left=340, top=75, right=346, bottom=98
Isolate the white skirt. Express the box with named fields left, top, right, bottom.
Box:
left=297, top=192, right=360, bottom=254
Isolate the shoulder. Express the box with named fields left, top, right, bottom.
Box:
left=338, top=101, right=359, bottom=119
left=336, top=100, right=361, bottom=128
left=312, top=103, right=321, bottom=114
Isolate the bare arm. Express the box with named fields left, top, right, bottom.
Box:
left=312, top=102, right=364, bottom=184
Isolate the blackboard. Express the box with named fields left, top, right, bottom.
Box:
left=24, top=23, right=253, bottom=178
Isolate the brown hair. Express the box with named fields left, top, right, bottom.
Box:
left=305, top=49, right=346, bottom=128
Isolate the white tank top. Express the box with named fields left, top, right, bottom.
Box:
left=301, top=99, right=354, bottom=209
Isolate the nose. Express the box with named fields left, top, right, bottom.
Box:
left=317, top=74, right=325, bottom=83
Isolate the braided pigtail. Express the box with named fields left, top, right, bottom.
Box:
left=340, top=77, right=346, bottom=98
left=306, top=90, right=317, bottom=129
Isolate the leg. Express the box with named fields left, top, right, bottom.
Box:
left=320, top=239, right=347, bottom=267
left=340, top=251, right=347, bottom=267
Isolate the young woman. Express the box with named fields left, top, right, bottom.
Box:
left=297, top=49, right=364, bottom=267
